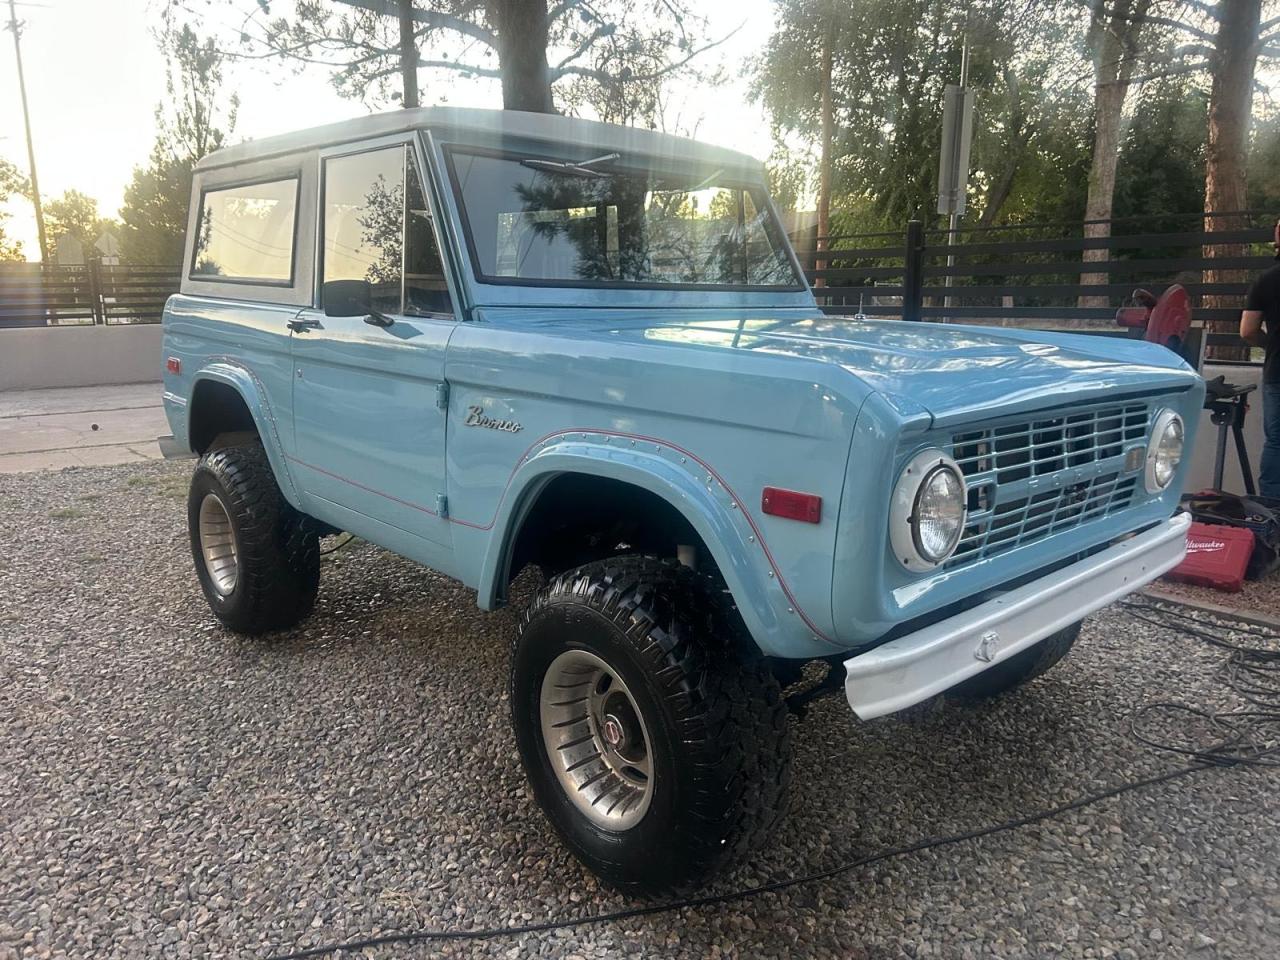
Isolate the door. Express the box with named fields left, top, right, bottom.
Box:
left=290, top=141, right=458, bottom=547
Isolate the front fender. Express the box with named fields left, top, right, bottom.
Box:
left=474, top=434, right=838, bottom=658
left=189, top=361, right=302, bottom=509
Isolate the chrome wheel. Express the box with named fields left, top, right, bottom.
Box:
left=198, top=493, right=239, bottom=596
left=539, top=649, right=653, bottom=830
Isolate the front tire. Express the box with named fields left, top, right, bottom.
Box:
left=188, top=442, right=319, bottom=634
left=509, top=557, right=791, bottom=893
left=948, top=621, right=1082, bottom=700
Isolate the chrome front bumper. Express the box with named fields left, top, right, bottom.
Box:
left=843, top=513, right=1191, bottom=720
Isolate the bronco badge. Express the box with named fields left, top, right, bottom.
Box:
left=464, top=405, right=523, bottom=433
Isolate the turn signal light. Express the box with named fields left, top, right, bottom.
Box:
left=165, top=357, right=181, bottom=374
left=761, top=487, right=822, bottom=524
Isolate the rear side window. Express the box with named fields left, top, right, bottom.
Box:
left=322, top=145, right=453, bottom=316
left=191, top=178, right=298, bottom=283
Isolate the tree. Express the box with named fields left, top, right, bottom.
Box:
left=970, top=49, right=1095, bottom=227
left=764, top=146, right=811, bottom=217
left=44, top=190, right=119, bottom=260
left=1204, top=1, right=1264, bottom=219
left=555, top=26, right=726, bottom=127
left=1077, top=0, right=1155, bottom=305
left=1201, top=0, right=1263, bottom=360
left=753, top=0, right=1084, bottom=234
left=1247, top=109, right=1280, bottom=209
left=119, top=151, right=196, bottom=265
left=1111, top=78, right=1208, bottom=226
left=187, top=0, right=719, bottom=115
left=1068, top=0, right=1278, bottom=348
left=119, top=24, right=239, bottom=264
left=0, top=159, right=27, bottom=262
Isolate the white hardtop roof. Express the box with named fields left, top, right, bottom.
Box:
left=194, top=107, right=762, bottom=174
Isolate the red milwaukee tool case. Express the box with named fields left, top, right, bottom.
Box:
left=1165, top=521, right=1256, bottom=593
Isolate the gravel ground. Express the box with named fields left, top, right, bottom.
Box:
left=1151, top=573, right=1280, bottom=624
left=3, top=460, right=1280, bottom=960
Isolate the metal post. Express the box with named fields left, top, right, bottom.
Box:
left=6, top=0, right=48, bottom=263
left=87, top=259, right=104, bottom=325
left=1231, top=401, right=1257, bottom=497
left=943, top=41, right=969, bottom=314
left=903, top=219, right=925, bottom=322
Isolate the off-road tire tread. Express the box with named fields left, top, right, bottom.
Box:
left=511, top=556, right=791, bottom=892
left=190, top=443, right=319, bottom=634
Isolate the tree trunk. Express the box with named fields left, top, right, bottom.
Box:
left=1079, top=0, right=1149, bottom=308
left=487, top=0, right=555, bottom=113
left=1079, top=81, right=1126, bottom=305
left=815, top=19, right=834, bottom=290
left=397, top=0, right=419, bottom=108
left=1204, top=0, right=1262, bottom=361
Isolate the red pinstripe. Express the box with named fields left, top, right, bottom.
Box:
left=287, top=429, right=833, bottom=642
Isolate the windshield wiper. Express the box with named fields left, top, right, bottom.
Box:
left=519, top=152, right=621, bottom=178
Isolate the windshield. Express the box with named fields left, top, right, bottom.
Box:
left=445, top=148, right=802, bottom=289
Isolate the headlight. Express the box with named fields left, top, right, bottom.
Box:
left=1145, top=409, right=1185, bottom=493
left=891, top=450, right=967, bottom=572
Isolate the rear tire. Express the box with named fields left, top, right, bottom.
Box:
left=948, top=621, right=1082, bottom=700
left=509, top=556, right=791, bottom=893
left=187, top=442, right=319, bottom=634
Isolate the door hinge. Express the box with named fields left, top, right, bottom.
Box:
left=436, top=494, right=449, bottom=518
left=436, top=380, right=450, bottom=410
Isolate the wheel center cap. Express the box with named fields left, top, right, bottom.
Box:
left=601, top=715, right=625, bottom=748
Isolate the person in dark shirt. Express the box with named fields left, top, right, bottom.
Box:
left=1241, top=221, right=1280, bottom=498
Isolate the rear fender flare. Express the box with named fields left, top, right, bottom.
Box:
left=189, top=361, right=301, bottom=508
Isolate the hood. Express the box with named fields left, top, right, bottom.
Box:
left=558, top=312, right=1202, bottom=427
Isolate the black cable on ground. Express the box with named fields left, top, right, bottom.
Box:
left=320, top=534, right=355, bottom=557
left=267, top=763, right=1218, bottom=960
left=1120, top=595, right=1280, bottom=768
left=264, top=595, right=1280, bottom=960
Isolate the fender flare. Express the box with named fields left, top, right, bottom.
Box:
left=188, top=360, right=302, bottom=508
left=474, top=435, right=836, bottom=656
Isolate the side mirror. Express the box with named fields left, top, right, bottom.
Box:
left=322, top=279, right=392, bottom=326
left=322, top=279, right=371, bottom=317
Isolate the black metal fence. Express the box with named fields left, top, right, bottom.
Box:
left=0, top=262, right=182, bottom=328
left=3, top=213, right=1273, bottom=354
left=793, top=210, right=1276, bottom=360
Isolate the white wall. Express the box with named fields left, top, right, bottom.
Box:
left=0, top=325, right=162, bottom=392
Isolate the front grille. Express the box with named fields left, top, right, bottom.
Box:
left=945, top=399, right=1152, bottom=568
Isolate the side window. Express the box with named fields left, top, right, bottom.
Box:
left=405, top=159, right=453, bottom=314
left=322, top=146, right=453, bottom=316
left=192, top=178, right=298, bottom=283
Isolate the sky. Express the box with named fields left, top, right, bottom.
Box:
left=0, top=0, right=780, bottom=257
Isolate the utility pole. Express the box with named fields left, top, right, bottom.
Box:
left=937, top=39, right=972, bottom=314
left=6, top=0, right=48, bottom=263
left=814, top=6, right=834, bottom=289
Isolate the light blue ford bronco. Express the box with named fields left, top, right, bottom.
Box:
left=160, top=108, right=1203, bottom=891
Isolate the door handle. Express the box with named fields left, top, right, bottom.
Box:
left=287, top=317, right=320, bottom=333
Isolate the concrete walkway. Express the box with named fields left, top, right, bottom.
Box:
left=0, top=382, right=168, bottom=473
